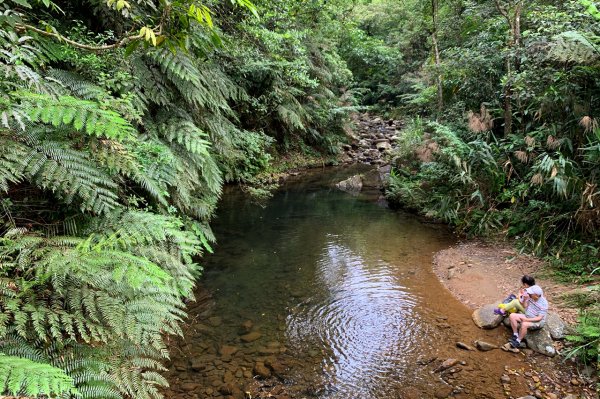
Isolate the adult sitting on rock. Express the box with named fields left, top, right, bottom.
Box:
left=508, top=284, right=548, bottom=348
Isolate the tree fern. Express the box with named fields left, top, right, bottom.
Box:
left=17, top=92, right=135, bottom=140
left=0, top=355, right=77, bottom=397
left=4, top=130, right=121, bottom=215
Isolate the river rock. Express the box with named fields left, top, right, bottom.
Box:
left=335, top=175, right=362, bottom=194
left=376, top=140, right=392, bottom=151
left=435, top=358, right=459, bottom=372
left=219, top=345, right=239, bottom=357
left=434, top=386, right=453, bottom=398
left=240, top=320, right=253, bottom=333
left=253, top=362, right=271, bottom=378
left=472, top=304, right=504, bottom=329
left=525, top=327, right=556, bottom=357
left=516, top=396, right=537, bottom=399
left=545, top=312, right=567, bottom=339
left=456, top=342, right=475, bottom=351
left=181, top=382, right=201, bottom=391
left=474, top=340, right=498, bottom=351
left=240, top=331, right=262, bottom=343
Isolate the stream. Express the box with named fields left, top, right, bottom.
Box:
left=162, top=165, right=530, bottom=399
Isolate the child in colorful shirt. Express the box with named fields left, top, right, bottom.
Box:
left=494, top=275, right=535, bottom=316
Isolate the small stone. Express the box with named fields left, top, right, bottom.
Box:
left=546, top=393, right=557, bottom=399
left=456, top=342, right=475, bottom=351
left=475, top=340, right=498, bottom=351
left=223, top=370, right=234, bottom=383
left=570, top=378, right=580, bottom=386
left=240, top=331, right=262, bottom=343
left=240, top=320, right=253, bottom=332
left=435, top=358, right=459, bottom=372
left=253, top=362, right=271, bottom=378
left=219, top=345, right=238, bottom=357
left=181, top=383, right=200, bottom=391
left=434, top=386, right=453, bottom=399
left=501, top=374, right=511, bottom=384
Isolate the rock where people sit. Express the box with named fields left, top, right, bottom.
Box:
left=472, top=304, right=504, bottom=329
left=545, top=312, right=568, bottom=340
left=335, top=175, right=362, bottom=194
left=525, top=327, right=556, bottom=357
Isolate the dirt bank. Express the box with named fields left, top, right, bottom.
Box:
left=433, top=239, right=597, bottom=399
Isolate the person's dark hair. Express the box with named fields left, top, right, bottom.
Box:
left=521, top=275, right=535, bottom=286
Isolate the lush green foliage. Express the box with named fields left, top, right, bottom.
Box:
left=347, top=0, right=600, bottom=362
left=0, top=0, right=355, bottom=397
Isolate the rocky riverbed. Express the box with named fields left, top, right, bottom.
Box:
left=338, top=113, right=402, bottom=165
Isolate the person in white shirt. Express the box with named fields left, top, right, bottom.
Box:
left=508, top=284, right=549, bottom=348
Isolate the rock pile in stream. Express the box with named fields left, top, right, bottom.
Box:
left=340, top=113, right=402, bottom=165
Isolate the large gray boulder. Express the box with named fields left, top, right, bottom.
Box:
left=335, top=175, right=362, bottom=194
left=525, top=327, right=556, bottom=357
left=545, top=312, right=568, bottom=340
left=472, top=304, right=504, bottom=329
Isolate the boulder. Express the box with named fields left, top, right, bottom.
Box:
left=472, top=304, right=504, bottom=329
left=335, top=175, right=362, bottom=194
left=361, top=169, right=381, bottom=188
left=525, top=327, right=556, bottom=357
left=545, top=312, right=568, bottom=340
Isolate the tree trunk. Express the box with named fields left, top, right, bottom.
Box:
left=431, top=0, right=443, bottom=115
left=495, top=0, right=524, bottom=137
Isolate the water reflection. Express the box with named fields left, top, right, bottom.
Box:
left=287, top=234, right=426, bottom=397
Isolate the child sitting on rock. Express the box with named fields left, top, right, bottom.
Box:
left=494, top=275, right=535, bottom=316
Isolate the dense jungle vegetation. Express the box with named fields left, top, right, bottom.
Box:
left=0, top=0, right=598, bottom=397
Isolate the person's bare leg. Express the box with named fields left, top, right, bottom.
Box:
left=518, top=321, right=531, bottom=341
left=509, top=313, right=524, bottom=335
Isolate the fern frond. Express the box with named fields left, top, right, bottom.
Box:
left=0, top=355, right=77, bottom=397
left=48, top=69, right=108, bottom=100
left=17, top=92, right=135, bottom=140
left=14, top=132, right=121, bottom=214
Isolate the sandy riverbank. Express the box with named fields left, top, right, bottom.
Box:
left=432, top=239, right=597, bottom=399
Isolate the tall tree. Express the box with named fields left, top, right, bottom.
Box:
left=431, top=0, right=443, bottom=115
left=495, top=0, right=524, bottom=136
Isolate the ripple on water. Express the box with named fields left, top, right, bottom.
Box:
left=286, top=239, right=430, bottom=397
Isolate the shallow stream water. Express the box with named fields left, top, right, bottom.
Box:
left=163, top=166, right=532, bottom=399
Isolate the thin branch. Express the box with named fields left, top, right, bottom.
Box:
left=494, top=0, right=510, bottom=24
left=15, top=23, right=143, bottom=53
